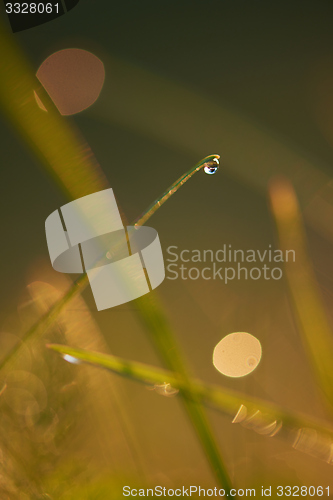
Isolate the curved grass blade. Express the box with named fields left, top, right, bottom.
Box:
left=133, top=154, right=220, bottom=226
left=0, top=153, right=219, bottom=372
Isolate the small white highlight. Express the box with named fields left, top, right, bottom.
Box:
left=232, top=404, right=282, bottom=438
left=232, top=404, right=248, bottom=424
left=146, top=382, right=179, bottom=397
left=62, top=354, right=81, bottom=365
left=33, top=90, right=48, bottom=112
left=269, top=421, right=282, bottom=437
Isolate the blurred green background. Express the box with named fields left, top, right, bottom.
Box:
left=1, top=0, right=333, bottom=497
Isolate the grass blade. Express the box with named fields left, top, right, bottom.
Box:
left=47, top=343, right=333, bottom=441
left=0, top=21, right=230, bottom=489
left=0, top=153, right=232, bottom=490
left=269, top=178, right=333, bottom=412
left=134, top=155, right=219, bottom=226
left=0, top=152, right=218, bottom=372
left=0, top=20, right=108, bottom=199
left=132, top=292, right=234, bottom=492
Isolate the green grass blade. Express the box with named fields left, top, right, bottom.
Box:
left=0, top=20, right=108, bottom=200
left=132, top=293, right=233, bottom=492
left=134, top=154, right=219, bottom=226
left=0, top=153, right=217, bottom=373
left=0, top=22, right=231, bottom=489
left=47, top=343, right=333, bottom=440
left=269, top=178, right=333, bottom=412
left=0, top=274, right=89, bottom=371
left=0, top=152, right=232, bottom=491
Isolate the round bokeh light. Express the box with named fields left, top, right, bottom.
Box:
left=213, top=331, right=262, bottom=378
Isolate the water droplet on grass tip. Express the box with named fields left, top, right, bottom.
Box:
left=204, top=158, right=219, bottom=175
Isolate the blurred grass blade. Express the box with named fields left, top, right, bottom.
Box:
left=28, top=280, right=148, bottom=478
left=0, top=273, right=89, bottom=371
left=0, top=22, right=232, bottom=490
left=133, top=292, right=233, bottom=492
left=0, top=152, right=219, bottom=373
left=269, top=177, right=333, bottom=412
left=0, top=154, right=233, bottom=491
left=0, top=19, right=108, bottom=199
left=47, top=343, right=333, bottom=440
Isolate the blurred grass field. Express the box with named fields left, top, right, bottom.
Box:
left=2, top=1, right=333, bottom=498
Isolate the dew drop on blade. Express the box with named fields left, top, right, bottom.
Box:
left=62, top=354, right=81, bottom=365
left=204, top=158, right=219, bottom=175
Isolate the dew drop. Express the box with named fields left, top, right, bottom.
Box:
left=204, top=157, right=219, bottom=175
left=62, top=354, right=81, bottom=365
